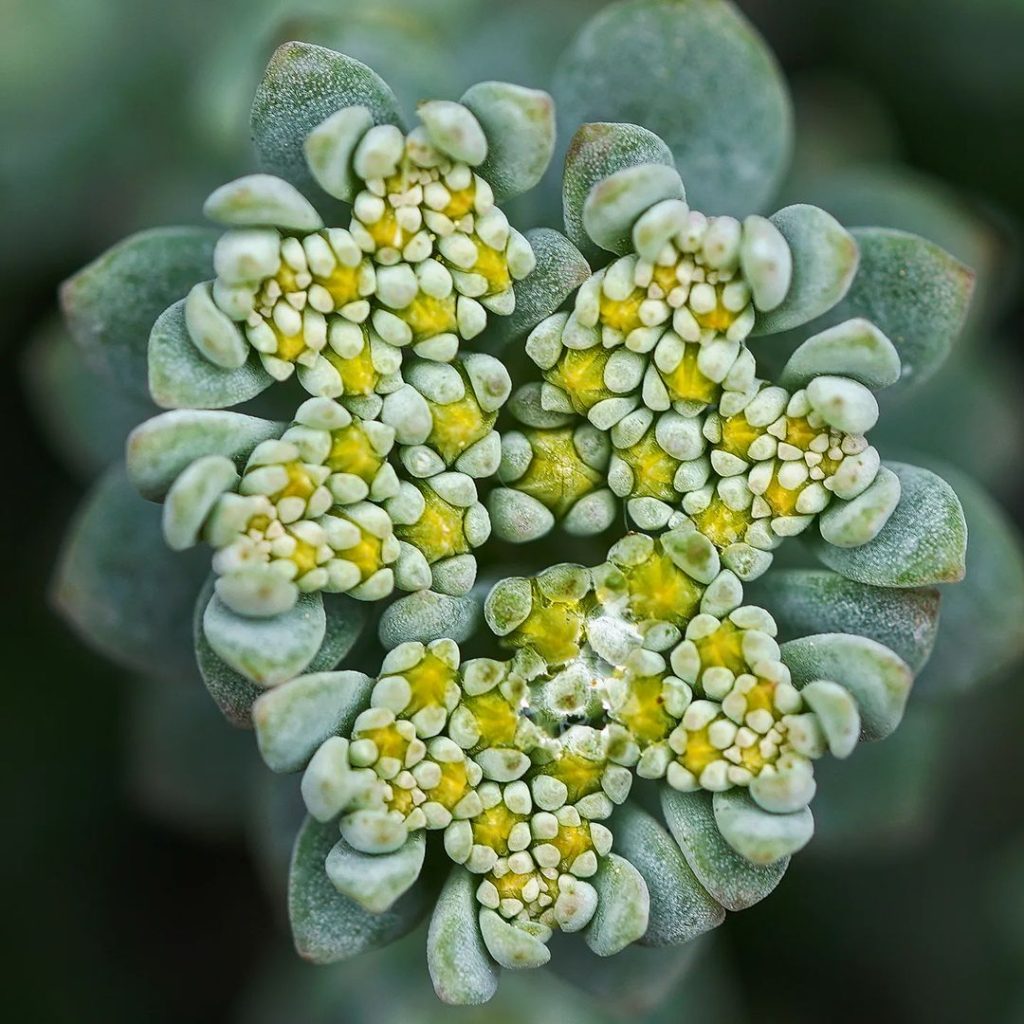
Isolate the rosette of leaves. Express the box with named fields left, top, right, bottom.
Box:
left=44, top=0, right=1024, bottom=1013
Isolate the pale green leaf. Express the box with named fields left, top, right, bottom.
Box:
left=712, top=789, right=814, bottom=864
left=251, top=41, right=402, bottom=203
left=812, top=461, right=968, bottom=588
left=289, top=815, right=428, bottom=964
left=749, top=568, right=939, bottom=673
left=60, top=227, right=217, bottom=401
left=148, top=299, right=273, bottom=410
left=660, top=787, right=788, bottom=911
left=781, top=633, right=913, bottom=742
left=554, top=0, right=792, bottom=217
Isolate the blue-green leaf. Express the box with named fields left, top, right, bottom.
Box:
left=148, top=299, right=273, bottom=410
left=803, top=228, right=975, bottom=393
left=554, top=0, right=792, bottom=217
left=749, top=569, right=939, bottom=673
left=660, top=787, right=788, bottom=911
left=60, top=227, right=217, bottom=402
left=712, top=789, right=814, bottom=864
left=251, top=41, right=402, bottom=204
left=812, top=461, right=968, bottom=588
left=781, top=633, right=913, bottom=741
left=51, top=467, right=206, bottom=682
left=484, top=228, right=591, bottom=353
left=562, top=122, right=675, bottom=262
left=289, top=815, right=428, bottom=964
left=127, top=409, right=284, bottom=502
left=913, top=465, right=1024, bottom=697
left=613, top=803, right=724, bottom=947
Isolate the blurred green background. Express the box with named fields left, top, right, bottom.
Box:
left=3, top=1, right=1024, bottom=1021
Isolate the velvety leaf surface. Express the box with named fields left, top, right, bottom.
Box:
left=51, top=466, right=206, bottom=681
left=749, top=569, right=939, bottom=673
left=148, top=299, right=273, bottom=410
left=613, top=803, right=724, bottom=946
left=913, top=465, right=1024, bottom=696
left=289, top=815, right=427, bottom=964
left=660, top=788, right=788, bottom=911
left=781, top=633, right=913, bottom=742
left=127, top=409, right=285, bottom=501
left=812, top=461, right=968, bottom=588
left=60, top=226, right=217, bottom=401
left=554, top=0, right=792, bottom=216
left=251, top=41, right=402, bottom=203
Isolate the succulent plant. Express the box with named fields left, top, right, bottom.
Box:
left=47, top=0, right=1024, bottom=1013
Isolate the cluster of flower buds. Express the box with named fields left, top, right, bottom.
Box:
left=161, top=387, right=503, bottom=616
left=180, top=96, right=536, bottom=401
left=273, top=523, right=865, bottom=970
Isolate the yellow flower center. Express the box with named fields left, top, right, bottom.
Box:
left=599, top=288, right=645, bottom=334
left=394, top=487, right=469, bottom=564
left=658, top=344, right=720, bottom=405
left=511, top=428, right=603, bottom=517
left=404, top=652, right=456, bottom=715
left=622, top=549, right=704, bottom=626
left=543, top=753, right=605, bottom=803
left=327, top=424, right=383, bottom=481
left=472, top=803, right=524, bottom=855
left=550, top=823, right=594, bottom=870
left=399, top=292, right=458, bottom=340
left=428, top=392, right=495, bottom=463
left=691, top=497, right=752, bottom=548
left=614, top=673, right=675, bottom=746
left=461, top=691, right=520, bottom=749
left=695, top=620, right=748, bottom=677
left=323, top=344, right=379, bottom=396
left=544, top=347, right=613, bottom=414
left=617, top=429, right=680, bottom=501
left=679, top=725, right=719, bottom=775
left=426, top=759, right=471, bottom=810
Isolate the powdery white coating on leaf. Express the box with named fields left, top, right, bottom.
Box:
left=326, top=832, right=426, bottom=913
left=60, top=226, right=218, bottom=402
left=562, top=122, right=675, bottom=262
left=752, top=204, right=859, bottom=335
left=660, top=787, right=788, bottom=911
left=913, top=463, right=1024, bottom=697
left=554, top=0, right=792, bottom=218
left=427, top=868, right=500, bottom=1005
left=51, top=466, right=207, bottom=682
left=781, top=632, right=912, bottom=742
left=251, top=42, right=402, bottom=203
left=461, top=81, right=556, bottom=201
left=484, top=229, right=591, bottom=352
left=203, top=589, right=326, bottom=688
left=148, top=300, right=273, bottom=410
left=377, top=588, right=482, bottom=648
left=712, top=788, right=814, bottom=864
left=814, top=228, right=975, bottom=394
left=253, top=669, right=374, bottom=773
left=289, top=815, right=427, bottom=964
left=812, top=461, right=968, bottom=588
left=193, top=579, right=363, bottom=728
left=612, top=803, right=724, bottom=947
left=585, top=853, right=650, bottom=956
left=780, top=318, right=901, bottom=391
left=749, top=568, right=939, bottom=673
left=127, top=409, right=285, bottom=501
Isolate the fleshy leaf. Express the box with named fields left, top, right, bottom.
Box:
left=479, top=910, right=551, bottom=969
left=712, top=789, right=814, bottom=864
left=51, top=467, right=207, bottom=682
left=803, top=228, right=975, bottom=393
left=752, top=205, right=859, bottom=335
left=781, top=633, right=913, bottom=742
left=251, top=41, right=402, bottom=203
left=325, top=832, right=426, bottom=913
left=202, top=589, right=326, bottom=688
left=289, top=815, right=427, bottom=964
left=377, top=589, right=482, bottom=647
left=660, top=788, right=788, bottom=912
left=812, top=461, right=968, bottom=588
left=60, top=227, right=217, bottom=401
left=554, top=0, right=792, bottom=217
left=562, top=122, right=675, bottom=262
left=483, top=228, right=591, bottom=353
left=779, top=318, right=901, bottom=391
left=24, top=323, right=156, bottom=479
left=427, top=868, right=500, bottom=1006
left=585, top=853, right=650, bottom=956
left=148, top=299, right=273, bottom=410
left=127, top=409, right=285, bottom=501
left=461, top=81, right=556, bottom=201
left=253, top=670, right=374, bottom=773
left=749, top=568, right=939, bottom=673
left=613, top=804, right=724, bottom=947
left=913, top=464, right=1024, bottom=697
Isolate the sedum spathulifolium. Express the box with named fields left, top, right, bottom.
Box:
left=56, top=0, right=979, bottom=1009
